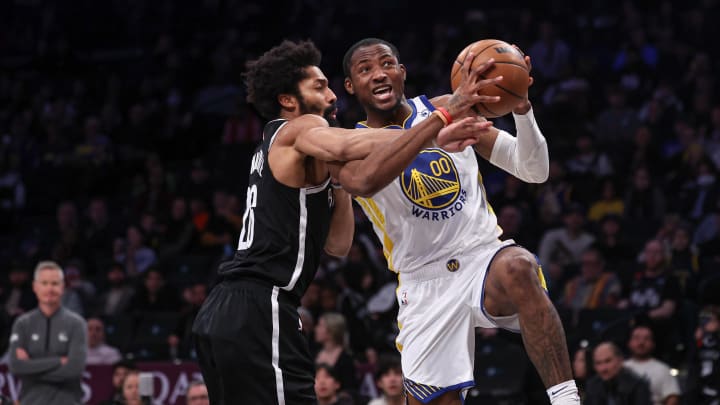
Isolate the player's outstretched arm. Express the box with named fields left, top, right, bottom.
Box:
left=324, top=187, right=354, bottom=257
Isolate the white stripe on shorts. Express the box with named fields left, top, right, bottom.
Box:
left=271, top=286, right=285, bottom=404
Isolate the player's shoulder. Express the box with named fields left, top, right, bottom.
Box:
left=276, top=114, right=328, bottom=144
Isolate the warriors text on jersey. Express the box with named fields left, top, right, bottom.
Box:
left=218, top=119, right=334, bottom=300
left=354, top=96, right=502, bottom=272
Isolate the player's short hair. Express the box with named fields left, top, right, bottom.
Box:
left=33, top=260, right=64, bottom=281
left=343, top=38, right=401, bottom=78
left=244, top=39, right=322, bottom=120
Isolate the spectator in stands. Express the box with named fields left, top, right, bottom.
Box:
left=571, top=346, right=589, bottom=401
left=565, top=134, right=614, bottom=205
left=113, top=370, right=141, bottom=405
left=113, top=224, right=158, bottom=278
left=168, top=281, right=207, bottom=359
left=1, top=266, right=37, bottom=320
left=62, top=259, right=97, bottom=315
left=86, top=317, right=122, bottom=365
left=315, top=312, right=358, bottom=394
left=94, top=262, right=136, bottom=317
left=186, top=380, right=210, bottom=405
left=157, top=196, right=195, bottom=262
left=585, top=341, right=652, bottom=405
left=127, top=268, right=181, bottom=313
left=623, top=166, right=667, bottom=240
left=82, top=197, right=117, bottom=270
left=619, top=239, right=683, bottom=360
left=587, top=178, right=624, bottom=223
left=98, top=359, right=138, bottom=405
left=368, top=355, right=404, bottom=405
left=624, top=325, right=681, bottom=405
left=558, top=247, right=622, bottom=311
left=686, top=305, right=720, bottom=404
left=315, top=363, right=354, bottom=405
left=537, top=202, right=596, bottom=295
left=594, top=214, right=636, bottom=274
left=48, top=201, right=85, bottom=265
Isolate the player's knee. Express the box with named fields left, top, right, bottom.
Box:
left=502, top=252, right=538, bottom=287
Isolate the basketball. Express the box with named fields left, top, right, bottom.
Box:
left=450, top=39, right=529, bottom=118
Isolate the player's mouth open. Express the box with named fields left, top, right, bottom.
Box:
left=372, top=85, right=392, bottom=100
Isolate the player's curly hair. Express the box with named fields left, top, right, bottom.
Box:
left=342, top=38, right=400, bottom=78
left=244, top=39, right=322, bottom=120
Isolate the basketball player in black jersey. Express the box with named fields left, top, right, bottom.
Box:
left=190, top=39, right=503, bottom=405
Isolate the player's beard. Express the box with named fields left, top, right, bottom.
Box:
left=299, top=97, right=339, bottom=127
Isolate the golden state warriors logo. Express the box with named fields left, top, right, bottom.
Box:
left=401, top=149, right=467, bottom=221
left=446, top=258, right=460, bottom=272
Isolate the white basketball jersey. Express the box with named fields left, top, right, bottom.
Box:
left=355, top=95, right=502, bottom=272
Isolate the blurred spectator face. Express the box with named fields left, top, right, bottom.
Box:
left=186, top=383, right=210, bottom=405
left=498, top=205, right=522, bottom=235
left=140, top=213, right=156, bottom=234
left=32, top=267, right=64, bottom=307
left=314, top=317, right=329, bottom=344
left=127, top=226, right=144, bottom=248
left=319, top=286, right=338, bottom=311
left=632, top=167, right=650, bottom=190
left=314, top=367, right=340, bottom=401
left=190, top=283, right=207, bottom=306
left=87, top=318, right=106, bottom=348
left=572, top=349, right=587, bottom=380
left=628, top=326, right=655, bottom=359
left=593, top=344, right=623, bottom=381
left=171, top=198, right=188, bottom=220
left=580, top=250, right=604, bottom=280
left=144, top=271, right=163, bottom=293
left=563, top=210, right=584, bottom=231
left=122, top=372, right=141, bottom=405
left=88, top=199, right=108, bottom=224
left=107, top=265, right=126, bottom=286
left=643, top=240, right=665, bottom=271
left=57, top=201, right=77, bottom=229
left=671, top=227, right=690, bottom=250
left=112, top=366, right=131, bottom=390
left=601, top=216, right=620, bottom=237
left=634, top=126, right=652, bottom=147
left=377, top=367, right=403, bottom=397
left=9, top=269, right=30, bottom=286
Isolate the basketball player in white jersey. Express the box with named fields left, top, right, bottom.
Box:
left=192, top=39, right=503, bottom=405
left=333, top=38, right=580, bottom=405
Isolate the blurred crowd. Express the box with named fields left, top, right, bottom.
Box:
left=1, top=0, right=719, bottom=404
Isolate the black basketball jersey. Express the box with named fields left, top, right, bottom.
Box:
left=218, top=119, right=335, bottom=300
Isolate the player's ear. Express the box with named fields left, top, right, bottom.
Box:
left=278, top=94, right=296, bottom=110
left=344, top=77, right=354, bottom=95
left=400, top=64, right=407, bottom=81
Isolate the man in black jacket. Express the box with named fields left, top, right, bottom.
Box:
left=585, top=341, right=652, bottom=405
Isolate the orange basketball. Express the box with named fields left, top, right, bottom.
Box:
left=450, top=39, right=529, bottom=118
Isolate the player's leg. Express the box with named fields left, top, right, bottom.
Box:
left=482, top=246, right=579, bottom=404
left=277, top=294, right=316, bottom=404
left=191, top=280, right=280, bottom=404
left=194, top=334, right=224, bottom=404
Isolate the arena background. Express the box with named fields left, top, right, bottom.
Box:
left=1, top=0, right=719, bottom=404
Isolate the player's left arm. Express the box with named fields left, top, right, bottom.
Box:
left=483, top=100, right=549, bottom=183
left=324, top=186, right=354, bottom=257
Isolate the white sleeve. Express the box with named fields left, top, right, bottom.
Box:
left=488, top=108, right=549, bottom=183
